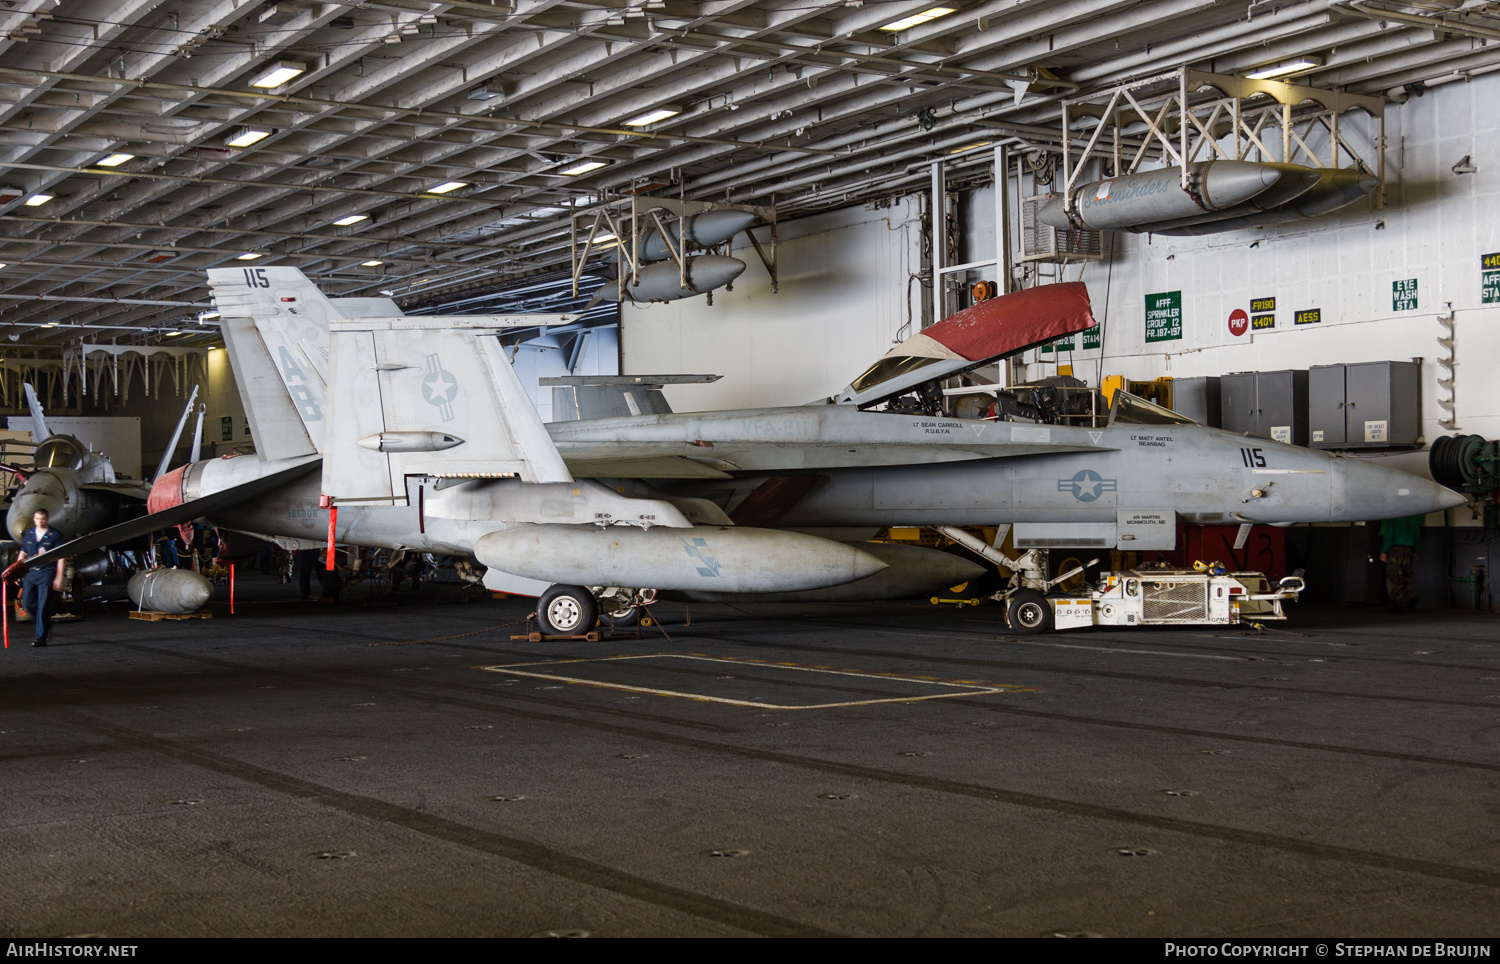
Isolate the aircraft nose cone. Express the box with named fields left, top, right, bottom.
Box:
left=8, top=492, right=64, bottom=542
left=1333, top=457, right=1464, bottom=521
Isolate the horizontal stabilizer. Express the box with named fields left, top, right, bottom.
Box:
left=10, top=458, right=320, bottom=574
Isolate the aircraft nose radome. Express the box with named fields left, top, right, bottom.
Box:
left=1435, top=484, right=1467, bottom=512
left=8, top=491, right=63, bottom=541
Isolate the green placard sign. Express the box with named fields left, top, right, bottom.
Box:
left=220, top=416, right=233, bottom=441
left=1251, top=314, right=1275, bottom=330
left=1483, top=252, right=1500, bottom=305
left=1081, top=326, right=1102, bottom=350
left=1145, top=291, right=1182, bottom=343
left=1392, top=278, right=1418, bottom=311
left=1295, top=308, right=1321, bottom=325
left=1250, top=297, right=1276, bottom=313
left=1040, top=337, right=1077, bottom=354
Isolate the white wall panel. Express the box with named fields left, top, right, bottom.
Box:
left=621, top=198, right=923, bottom=412
left=1016, top=70, right=1500, bottom=443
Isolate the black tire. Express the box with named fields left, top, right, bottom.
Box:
left=1006, top=588, right=1052, bottom=635
left=537, top=585, right=598, bottom=635
left=605, top=603, right=640, bottom=628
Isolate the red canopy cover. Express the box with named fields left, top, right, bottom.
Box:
left=923, top=281, right=1096, bottom=361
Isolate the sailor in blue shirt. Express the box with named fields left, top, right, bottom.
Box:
left=17, top=508, right=66, bottom=647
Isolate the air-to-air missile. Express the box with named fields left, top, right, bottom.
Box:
left=17, top=270, right=1465, bottom=636
left=599, top=255, right=747, bottom=304
left=127, top=567, right=213, bottom=614
left=637, top=209, right=758, bottom=262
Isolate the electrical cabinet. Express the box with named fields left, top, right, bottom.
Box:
left=1172, top=376, right=1221, bottom=427
left=1308, top=361, right=1421, bottom=448
left=1220, top=370, right=1308, bottom=445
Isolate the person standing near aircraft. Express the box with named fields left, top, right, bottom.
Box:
left=16, top=508, right=66, bottom=646
left=1379, top=514, right=1425, bottom=612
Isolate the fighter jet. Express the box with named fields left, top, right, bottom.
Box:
left=17, top=269, right=1464, bottom=636
left=2, top=383, right=157, bottom=543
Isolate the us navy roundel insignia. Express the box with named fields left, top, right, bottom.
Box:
left=421, top=353, right=458, bottom=422
left=1058, top=469, right=1118, bottom=502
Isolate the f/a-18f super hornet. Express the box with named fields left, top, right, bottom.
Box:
left=18, top=268, right=1464, bottom=635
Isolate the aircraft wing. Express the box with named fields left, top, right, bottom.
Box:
left=8, top=458, right=320, bottom=574
left=549, top=406, right=1114, bottom=475
left=78, top=481, right=153, bottom=499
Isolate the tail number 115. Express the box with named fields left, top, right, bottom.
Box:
left=1239, top=447, right=1266, bottom=468
left=242, top=267, right=270, bottom=287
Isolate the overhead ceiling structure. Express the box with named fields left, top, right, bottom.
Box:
left=0, top=0, right=1497, bottom=350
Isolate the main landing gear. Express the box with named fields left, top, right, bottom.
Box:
left=534, top=586, right=657, bottom=635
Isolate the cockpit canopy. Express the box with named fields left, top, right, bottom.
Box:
left=32, top=435, right=89, bottom=471
left=1108, top=391, right=1197, bottom=426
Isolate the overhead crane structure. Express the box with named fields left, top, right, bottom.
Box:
left=0, top=0, right=1492, bottom=351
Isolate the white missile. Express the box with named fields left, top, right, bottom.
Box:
left=473, top=524, right=886, bottom=592
left=599, top=255, right=746, bottom=304
left=128, top=567, right=213, bottom=614
left=1039, top=161, right=1281, bottom=232
left=356, top=431, right=464, bottom=453
left=639, top=210, right=757, bottom=261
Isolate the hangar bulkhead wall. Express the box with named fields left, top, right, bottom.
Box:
left=622, top=71, right=1500, bottom=610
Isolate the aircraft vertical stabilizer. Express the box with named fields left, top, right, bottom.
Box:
left=324, top=316, right=572, bottom=504
left=207, top=266, right=339, bottom=459
left=22, top=383, right=48, bottom=443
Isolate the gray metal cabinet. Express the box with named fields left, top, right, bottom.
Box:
left=1309, top=361, right=1421, bottom=448
left=1172, top=376, right=1221, bottom=427
left=1219, top=370, right=1308, bottom=445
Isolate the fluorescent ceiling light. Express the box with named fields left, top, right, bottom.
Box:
left=427, top=180, right=468, bottom=194
left=236, top=253, right=263, bottom=260
left=560, top=160, right=606, bottom=176
left=1247, top=56, right=1323, bottom=80
left=0, top=264, right=7, bottom=269
left=880, top=6, right=955, bottom=31
left=333, top=214, right=368, bottom=226
left=362, top=260, right=384, bottom=266
left=624, top=106, right=682, bottom=127
left=165, top=330, right=183, bottom=336
left=24, top=194, right=52, bottom=206
left=226, top=127, right=272, bottom=148
left=41, top=323, right=57, bottom=328
left=199, top=311, right=220, bottom=321
left=97, top=153, right=134, bottom=167
left=591, top=232, right=617, bottom=243
left=250, top=61, right=306, bottom=89
left=949, top=140, right=992, bottom=154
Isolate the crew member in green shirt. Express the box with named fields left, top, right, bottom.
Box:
left=1379, top=514, right=1424, bottom=612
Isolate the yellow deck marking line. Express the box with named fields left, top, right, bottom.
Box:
left=479, top=653, right=1037, bottom=710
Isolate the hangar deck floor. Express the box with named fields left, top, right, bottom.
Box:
left=2, top=576, right=1497, bottom=938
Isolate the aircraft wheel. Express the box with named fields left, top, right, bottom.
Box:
left=538, top=584, right=598, bottom=635
left=1006, top=589, right=1052, bottom=635
left=606, top=603, right=640, bottom=628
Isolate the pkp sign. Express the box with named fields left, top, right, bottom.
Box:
left=1228, top=308, right=1250, bottom=337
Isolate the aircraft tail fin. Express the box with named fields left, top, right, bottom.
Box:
left=207, top=266, right=340, bottom=459
left=322, top=316, right=572, bottom=504
left=22, top=383, right=48, bottom=442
